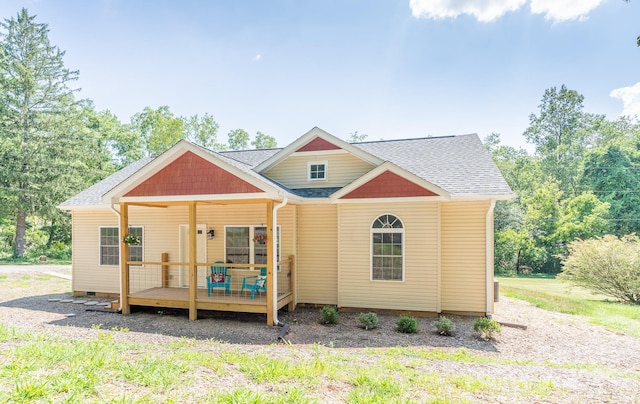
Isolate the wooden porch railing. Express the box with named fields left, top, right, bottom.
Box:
left=121, top=255, right=296, bottom=319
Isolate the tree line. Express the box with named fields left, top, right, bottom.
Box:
left=2, top=8, right=639, bottom=271
left=489, top=85, right=640, bottom=274
left=0, top=9, right=276, bottom=259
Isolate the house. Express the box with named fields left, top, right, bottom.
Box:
left=59, top=127, right=512, bottom=325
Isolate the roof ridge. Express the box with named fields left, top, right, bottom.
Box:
left=351, top=134, right=472, bottom=145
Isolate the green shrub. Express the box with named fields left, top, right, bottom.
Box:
left=358, top=312, right=379, bottom=330
left=473, top=317, right=501, bottom=340
left=434, top=316, right=456, bottom=336
left=320, top=306, right=339, bottom=324
left=560, top=234, right=640, bottom=304
left=396, top=315, right=418, bottom=334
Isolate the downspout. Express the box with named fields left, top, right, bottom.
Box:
left=486, top=200, right=496, bottom=317
left=272, top=196, right=288, bottom=327
left=110, top=203, right=123, bottom=311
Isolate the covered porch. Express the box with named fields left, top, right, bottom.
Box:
left=118, top=198, right=296, bottom=325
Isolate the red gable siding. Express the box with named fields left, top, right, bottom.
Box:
left=125, top=151, right=262, bottom=197
left=296, top=137, right=341, bottom=152
left=341, top=170, right=438, bottom=199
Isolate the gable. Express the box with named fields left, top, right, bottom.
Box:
left=296, top=137, right=342, bottom=152
left=341, top=170, right=439, bottom=199
left=125, top=151, right=263, bottom=197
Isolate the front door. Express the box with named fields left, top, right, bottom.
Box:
left=179, top=224, right=207, bottom=287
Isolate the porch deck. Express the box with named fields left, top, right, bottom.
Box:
left=128, top=287, right=293, bottom=314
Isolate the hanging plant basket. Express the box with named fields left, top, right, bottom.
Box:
left=252, top=234, right=267, bottom=244
left=123, top=234, right=141, bottom=245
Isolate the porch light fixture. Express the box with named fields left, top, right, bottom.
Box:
left=207, top=228, right=215, bottom=239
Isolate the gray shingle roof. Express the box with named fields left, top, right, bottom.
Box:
left=219, top=149, right=281, bottom=167
left=60, top=133, right=511, bottom=208
left=59, top=157, right=155, bottom=208
left=287, top=187, right=343, bottom=198
left=353, top=134, right=512, bottom=196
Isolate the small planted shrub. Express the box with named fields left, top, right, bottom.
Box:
left=396, top=315, right=418, bottom=334
left=434, top=316, right=456, bottom=336
left=358, top=312, right=379, bottom=330
left=473, top=317, right=501, bottom=340
left=320, top=306, right=339, bottom=324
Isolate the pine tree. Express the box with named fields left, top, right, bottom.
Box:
left=0, top=9, right=80, bottom=257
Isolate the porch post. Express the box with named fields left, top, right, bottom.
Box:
left=266, top=200, right=275, bottom=325
left=188, top=201, right=197, bottom=320
left=119, top=202, right=130, bottom=315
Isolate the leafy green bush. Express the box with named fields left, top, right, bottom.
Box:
left=473, top=317, right=501, bottom=340
left=358, top=312, right=379, bottom=330
left=396, top=315, right=418, bottom=334
left=320, top=306, right=339, bottom=324
left=434, top=316, right=456, bottom=336
left=560, top=234, right=640, bottom=304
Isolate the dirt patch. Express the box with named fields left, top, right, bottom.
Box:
left=1, top=267, right=639, bottom=403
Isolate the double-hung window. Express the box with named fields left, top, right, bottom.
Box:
left=371, top=214, right=404, bottom=281
left=225, top=225, right=280, bottom=267
left=99, top=226, right=143, bottom=266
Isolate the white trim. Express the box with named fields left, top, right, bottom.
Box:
left=178, top=224, right=207, bottom=287
left=118, top=192, right=274, bottom=204
left=292, top=149, right=348, bottom=156
left=331, top=161, right=450, bottom=201
left=449, top=194, right=513, bottom=201
left=99, top=225, right=144, bottom=267
left=486, top=200, right=496, bottom=316
left=369, top=213, right=405, bottom=282
left=223, top=225, right=281, bottom=268
left=254, top=127, right=383, bottom=173
left=102, top=140, right=285, bottom=204
left=334, top=196, right=448, bottom=204
left=436, top=202, right=442, bottom=313
left=307, top=161, right=328, bottom=182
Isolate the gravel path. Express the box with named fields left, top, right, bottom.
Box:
left=1, top=266, right=639, bottom=403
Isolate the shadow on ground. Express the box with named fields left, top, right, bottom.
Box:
left=0, top=292, right=500, bottom=351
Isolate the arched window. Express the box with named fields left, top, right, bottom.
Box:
left=371, top=214, right=404, bottom=281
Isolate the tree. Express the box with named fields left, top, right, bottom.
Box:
left=251, top=131, right=277, bottom=149
left=0, top=9, right=82, bottom=257
left=348, top=131, right=368, bottom=143
left=582, top=145, right=640, bottom=235
left=130, top=106, right=184, bottom=157
left=184, top=113, right=225, bottom=151
left=524, top=85, right=602, bottom=196
left=560, top=234, right=640, bottom=304
left=227, top=129, right=249, bottom=150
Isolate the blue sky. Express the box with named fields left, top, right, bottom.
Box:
left=1, top=1, right=639, bottom=150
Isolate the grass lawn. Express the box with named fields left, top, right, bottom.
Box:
left=497, top=275, right=640, bottom=337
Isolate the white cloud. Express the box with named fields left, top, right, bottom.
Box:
left=409, top=0, right=526, bottom=22
left=529, top=0, right=605, bottom=22
left=610, top=82, right=640, bottom=118
left=409, top=0, right=606, bottom=23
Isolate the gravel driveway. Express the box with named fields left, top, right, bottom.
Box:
left=1, top=266, right=639, bottom=403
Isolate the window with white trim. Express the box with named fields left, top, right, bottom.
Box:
left=308, top=161, right=327, bottom=181
left=99, top=226, right=143, bottom=266
left=225, top=226, right=280, bottom=267
left=371, top=214, right=404, bottom=281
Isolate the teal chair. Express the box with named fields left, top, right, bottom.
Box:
left=207, top=261, right=232, bottom=296
left=241, top=267, right=267, bottom=299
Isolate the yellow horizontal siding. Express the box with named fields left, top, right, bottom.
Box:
left=263, top=152, right=375, bottom=188
left=72, top=203, right=296, bottom=294
left=440, top=201, right=489, bottom=313
left=72, top=209, right=121, bottom=293
left=338, top=202, right=439, bottom=311
left=297, top=204, right=338, bottom=304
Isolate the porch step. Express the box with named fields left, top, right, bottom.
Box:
left=109, top=300, right=120, bottom=310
